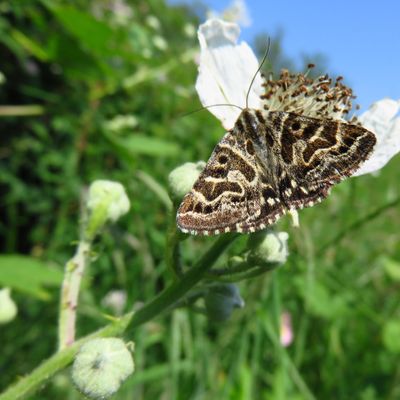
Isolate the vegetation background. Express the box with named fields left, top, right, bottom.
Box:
left=0, top=0, right=399, bottom=399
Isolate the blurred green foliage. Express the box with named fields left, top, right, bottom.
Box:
left=0, top=1, right=400, bottom=399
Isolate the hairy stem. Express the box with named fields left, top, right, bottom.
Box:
left=58, top=240, right=91, bottom=350
left=0, top=313, right=134, bottom=400
left=1, top=234, right=238, bottom=399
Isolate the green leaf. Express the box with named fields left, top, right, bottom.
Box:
left=49, top=6, right=114, bottom=56
left=383, top=320, right=400, bottom=353
left=105, top=132, right=180, bottom=158
left=0, top=255, right=63, bottom=300
left=11, top=29, right=50, bottom=61
left=382, top=257, right=400, bottom=281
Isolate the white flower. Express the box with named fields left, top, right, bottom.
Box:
left=196, top=18, right=400, bottom=175
left=207, top=0, right=251, bottom=28
left=354, top=98, right=400, bottom=175
left=196, top=19, right=263, bottom=130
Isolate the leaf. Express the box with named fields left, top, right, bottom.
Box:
left=11, top=29, right=50, bottom=61
left=48, top=5, right=114, bottom=56
left=104, top=131, right=180, bottom=158
left=297, top=280, right=349, bottom=319
left=0, top=255, right=63, bottom=300
left=383, top=320, right=400, bottom=353
left=382, top=257, right=400, bottom=281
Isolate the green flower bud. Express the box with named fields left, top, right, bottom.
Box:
left=247, top=231, right=289, bottom=268
left=72, top=338, right=134, bottom=400
left=85, top=180, right=130, bottom=240
left=0, top=288, right=17, bottom=324
left=168, top=161, right=206, bottom=201
left=205, top=284, right=245, bottom=322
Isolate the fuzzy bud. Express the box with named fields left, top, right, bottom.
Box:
left=0, top=288, right=17, bottom=324
left=72, top=338, right=134, bottom=400
left=85, top=180, right=130, bottom=240
left=168, top=161, right=206, bottom=201
left=247, top=231, right=289, bottom=268
left=205, top=284, right=245, bottom=322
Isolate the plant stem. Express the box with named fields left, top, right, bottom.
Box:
left=0, top=105, right=45, bottom=116
left=126, top=233, right=238, bottom=333
left=58, top=240, right=90, bottom=350
left=165, top=209, right=184, bottom=278
left=0, top=234, right=238, bottom=399
left=0, top=313, right=134, bottom=400
left=317, top=197, right=400, bottom=256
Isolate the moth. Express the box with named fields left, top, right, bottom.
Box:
left=177, top=73, right=376, bottom=236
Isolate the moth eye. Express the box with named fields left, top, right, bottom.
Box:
left=218, top=155, right=228, bottom=164
left=291, top=121, right=301, bottom=131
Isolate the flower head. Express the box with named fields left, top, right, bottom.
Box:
left=0, top=288, right=17, bottom=324
left=196, top=18, right=400, bottom=175
left=85, top=180, right=130, bottom=240
left=205, top=283, right=245, bottom=322
left=247, top=231, right=289, bottom=267
left=72, top=338, right=134, bottom=399
left=168, top=161, right=206, bottom=201
left=280, top=311, right=294, bottom=347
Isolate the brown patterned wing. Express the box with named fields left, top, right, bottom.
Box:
left=268, top=111, right=376, bottom=210
left=177, top=129, right=285, bottom=235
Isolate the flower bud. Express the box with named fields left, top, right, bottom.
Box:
left=85, top=180, right=130, bottom=240
left=72, top=338, right=134, bottom=400
left=247, top=231, right=289, bottom=268
left=280, top=311, right=294, bottom=347
left=205, top=284, right=245, bottom=322
left=101, top=290, right=127, bottom=316
left=168, top=161, right=206, bottom=201
left=0, top=288, right=17, bottom=324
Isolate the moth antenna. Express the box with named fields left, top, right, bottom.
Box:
left=245, top=37, right=271, bottom=109
left=180, top=103, right=243, bottom=118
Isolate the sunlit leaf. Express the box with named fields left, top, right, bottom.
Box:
left=0, top=255, right=63, bottom=300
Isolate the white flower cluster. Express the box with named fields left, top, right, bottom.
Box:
left=196, top=18, right=400, bottom=176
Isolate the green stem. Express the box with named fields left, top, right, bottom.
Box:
left=0, top=105, right=45, bottom=116
left=126, top=233, right=238, bottom=333
left=0, top=234, right=238, bottom=399
left=317, top=197, right=400, bottom=256
left=165, top=209, right=184, bottom=278
left=0, top=313, right=134, bottom=400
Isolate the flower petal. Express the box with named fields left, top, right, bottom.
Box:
left=355, top=98, right=400, bottom=176
left=196, top=19, right=263, bottom=129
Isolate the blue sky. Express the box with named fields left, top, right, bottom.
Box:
left=169, top=0, right=400, bottom=111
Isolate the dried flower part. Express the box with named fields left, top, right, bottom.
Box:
left=261, top=68, right=356, bottom=121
